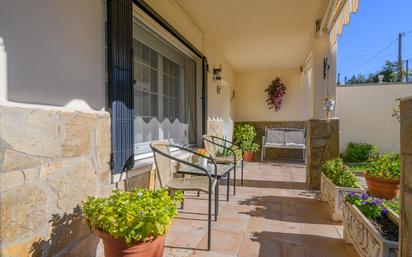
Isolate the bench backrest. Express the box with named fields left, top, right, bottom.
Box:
left=265, top=127, right=305, bottom=145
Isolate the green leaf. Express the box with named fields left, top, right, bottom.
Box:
left=82, top=188, right=182, bottom=246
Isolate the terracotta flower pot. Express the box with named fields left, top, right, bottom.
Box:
left=244, top=151, right=255, bottom=162
left=365, top=173, right=400, bottom=200
left=95, top=230, right=165, bottom=257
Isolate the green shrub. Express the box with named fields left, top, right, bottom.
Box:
left=82, top=189, right=183, bottom=246
left=367, top=153, right=400, bottom=180
left=321, top=158, right=359, bottom=188
left=233, top=124, right=259, bottom=153
left=341, top=142, right=377, bottom=163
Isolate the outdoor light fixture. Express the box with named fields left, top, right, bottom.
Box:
left=213, top=64, right=222, bottom=81
left=322, top=57, right=335, bottom=123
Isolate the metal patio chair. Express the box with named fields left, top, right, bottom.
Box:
left=202, top=135, right=245, bottom=195
left=150, top=142, right=218, bottom=251
left=177, top=153, right=233, bottom=214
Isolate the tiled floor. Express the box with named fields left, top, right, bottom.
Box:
left=163, top=162, right=359, bottom=257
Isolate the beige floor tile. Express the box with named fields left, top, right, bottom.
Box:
left=212, top=215, right=250, bottom=235
left=163, top=162, right=359, bottom=257
left=301, top=223, right=341, bottom=239
left=200, top=230, right=244, bottom=256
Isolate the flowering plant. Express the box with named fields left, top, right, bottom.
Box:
left=265, top=77, right=286, bottom=112
left=197, top=148, right=209, bottom=157
left=82, top=189, right=183, bottom=246
left=345, top=192, right=388, bottom=220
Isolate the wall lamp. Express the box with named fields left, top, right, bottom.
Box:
left=213, top=64, right=222, bottom=81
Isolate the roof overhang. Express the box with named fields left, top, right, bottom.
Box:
left=320, top=0, right=359, bottom=46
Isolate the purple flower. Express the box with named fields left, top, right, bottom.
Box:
left=140, top=211, right=145, bottom=216
left=361, top=193, right=369, bottom=200
left=382, top=208, right=388, bottom=215
left=372, top=199, right=383, bottom=206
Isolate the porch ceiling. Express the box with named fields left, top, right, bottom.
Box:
left=176, top=0, right=327, bottom=71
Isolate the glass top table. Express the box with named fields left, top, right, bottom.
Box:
left=177, top=162, right=234, bottom=178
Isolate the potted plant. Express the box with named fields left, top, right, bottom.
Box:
left=233, top=124, right=259, bottom=162
left=320, top=158, right=365, bottom=221
left=197, top=148, right=209, bottom=167
left=365, top=153, right=400, bottom=200
left=343, top=192, right=398, bottom=257
left=82, top=189, right=183, bottom=257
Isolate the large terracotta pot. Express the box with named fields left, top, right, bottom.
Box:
left=244, top=151, right=255, bottom=162
left=365, top=173, right=400, bottom=200
left=95, top=230, right=165, bottom=257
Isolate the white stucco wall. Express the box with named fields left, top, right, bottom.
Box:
left=337, top=83, right=412, bottom=153
left=311, top=34, right=337, bottom=119
left=144, top=0, right=236, bottom=124
left=235, top=68, right=311, bottom=122
left=0, top=0, right=106, bottom=111
left=0, top=0, right=236, bottom=134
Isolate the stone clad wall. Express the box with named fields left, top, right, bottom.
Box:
left=400, top=96, right=412, bottom=257
left=235, top=121, right=307, bottom=161
left=0, top=104, right=112, bottom=257
left=306, top=119, right=339, bottom=189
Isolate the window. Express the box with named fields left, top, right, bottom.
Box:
left=133, top=20, right=197, bottom=156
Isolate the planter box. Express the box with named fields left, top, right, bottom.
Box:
left=342, top=201, right=399, bottom=257
left=320, top=172, right=365, bottom=221
left=387, top=209, right=399, bottom=225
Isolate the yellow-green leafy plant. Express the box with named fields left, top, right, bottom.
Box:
left=321, top=158, right=359, bottom=188
left=82, top=189, right=183, bottom=246
left=384, top=199, right=400, bottom=215
left=367, top=153, right=400, bottom=180
left=233, top=124, right=259, bottom=153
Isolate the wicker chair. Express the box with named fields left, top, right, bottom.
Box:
left=202, top=135, right=245, bottom=195
left=150, top=142, right=218, bottom=251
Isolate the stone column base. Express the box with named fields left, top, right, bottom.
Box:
left=306, top=118, right=339, bottom=189
left=400, top=96, right=412, bottom=257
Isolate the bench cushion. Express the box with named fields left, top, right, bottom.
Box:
left=285, top=130, right=305, bottom=145
left=266, top=129, right=284, bottom=144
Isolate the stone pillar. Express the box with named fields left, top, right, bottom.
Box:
left=400, top=96, right=412, bottom=257
left=306, top=118, right=339, bottom=189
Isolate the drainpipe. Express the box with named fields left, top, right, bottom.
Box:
left=0, top=36, right=7, bottom=103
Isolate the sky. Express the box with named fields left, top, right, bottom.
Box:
left=337, top=0, right=412, bottom=81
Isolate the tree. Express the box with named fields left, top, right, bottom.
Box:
left=344, top=60, right=401, bottom=85
left=376, top=60, right=398, bottom=82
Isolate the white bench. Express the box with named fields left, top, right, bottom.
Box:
left=261, top=127, right=306, bottom=162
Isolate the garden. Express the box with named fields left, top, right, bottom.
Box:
left=321, top=142, right=401, bottom=257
